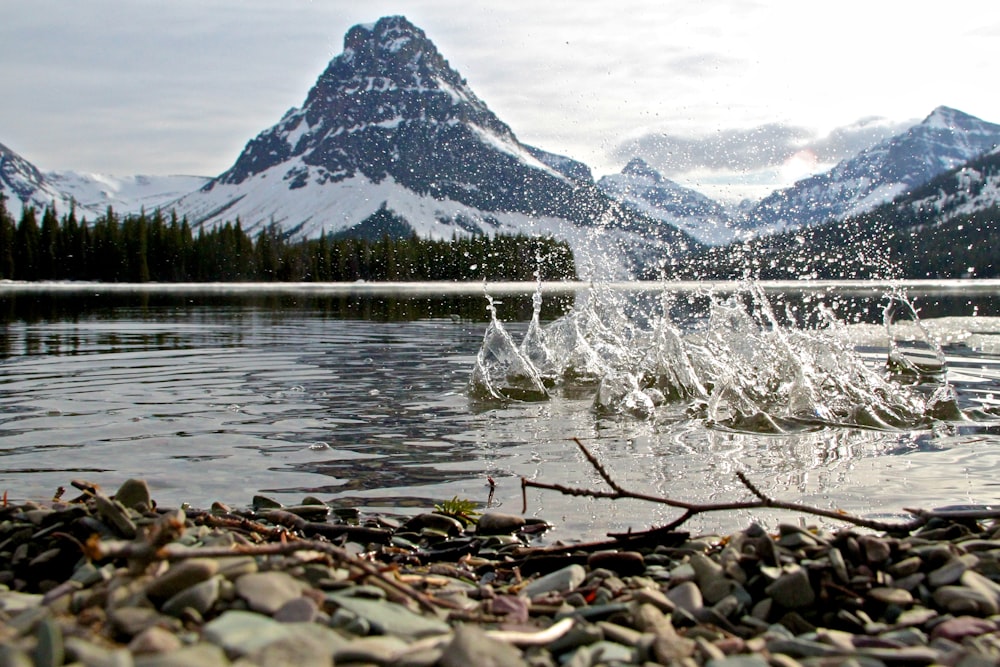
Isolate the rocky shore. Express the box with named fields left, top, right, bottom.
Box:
left=2, top=479, right=1000, bottom=666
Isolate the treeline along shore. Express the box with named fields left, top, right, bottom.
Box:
left=0, top=196, right=577, bottom=283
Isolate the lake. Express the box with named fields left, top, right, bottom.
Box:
left=2, top=280, right=999, bottom=542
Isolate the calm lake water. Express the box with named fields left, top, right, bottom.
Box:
left=2, top=280, right=999, bottom=541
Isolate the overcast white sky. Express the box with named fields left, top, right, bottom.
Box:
left=2, top=1, right=998, bottom=201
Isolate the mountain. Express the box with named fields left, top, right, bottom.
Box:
left=44, top=172, right=210, bottom=217
left=168, top=15, right=697, bottom=276
left=743, top=106, right=1000, bottom=232
left=905, top=145, right=1000, bottom=223
left=0, top=141, right=77, bottom=218
left=676, top=144, right=1000, bottom=281
left=1, top=141, right=209, bottom=220
left=597, top=157, right=738, bottom=245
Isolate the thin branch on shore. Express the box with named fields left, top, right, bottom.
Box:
left=84, top=521, right=452, bottom=614
left=520, top=437, right=989, bottom=537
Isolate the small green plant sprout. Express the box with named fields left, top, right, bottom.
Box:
left=433, top=496, right=481, bottom=525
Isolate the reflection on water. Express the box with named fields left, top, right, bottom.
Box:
left=1, top=281, right=999, bottom=541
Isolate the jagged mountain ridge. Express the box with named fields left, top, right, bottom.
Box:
left=163, top=16, right=698, bottom=277
left=742, top=106, right=1000, bottom=232
left=0, top=141, right=76, bottom=217
left=1, top=141, right=209, bottom=220
left=597, top=157, right=739, bottom=245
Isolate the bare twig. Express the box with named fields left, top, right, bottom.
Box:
left=522, top=437, right=943, bottom=535
left=86, top=533, right=452, bottom=614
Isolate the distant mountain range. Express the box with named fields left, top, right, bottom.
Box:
left=3, top=15, right=1000, bottom=278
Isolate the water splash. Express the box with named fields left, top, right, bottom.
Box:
left=471, top=281, right=968, bottom=432
left=469, top=293, right=548, bottom=402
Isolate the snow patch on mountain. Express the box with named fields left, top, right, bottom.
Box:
left=597, top=158, right=738, bottom=245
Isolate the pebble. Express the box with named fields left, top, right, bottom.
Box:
left=522, top=563, right=586, bottom=598
left=160, top=576, right=220, bottom=617
left=145, top=559, right=219, bottom=600
left=113, top=478, right=152, bottom=512
left=234, top=571, right=305, bottom=615
left=441, top=624, right=528, bottom=667
left=477, top=512, right=527, bottom=535
left=764, top=566, right=815, bottom=609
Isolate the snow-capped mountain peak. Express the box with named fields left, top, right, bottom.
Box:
left=597, top=158, right=737, bottom=245
left=742, top=106, right=1000, bottom=231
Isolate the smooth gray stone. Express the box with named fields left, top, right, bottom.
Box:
left=234, top=571, right=304, bottom=615
left=65, top=637, right=135, bottom=667
left=114, top=479, right=152, bottom=512
left=764, top=566, right=815, bottom=609
left=521, top=564, right=586, bottom=598
left=0, top=646, right=34, bottom=667
left=477, top=512, right=526, bottom=535
left=145, top=559, right=219, bottom=601
left=666, top=581, right=703, bottom=615
left=133, top=643, right=229, bottom=667
left=440, top=624, right=527, bottom=667
left=33, top=617, right=64, bottom=667
left=327, top=592, right=450, bottom=639
left=334, top=635, right=411, bottom=664
left=160, top=576, right=220, bottom=617
left=203, top=610, right=297, bottom=655
left=274, top=596, right=320, bottom=623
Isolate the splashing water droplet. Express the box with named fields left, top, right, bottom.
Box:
left=471, top=281, right=962, bottom=432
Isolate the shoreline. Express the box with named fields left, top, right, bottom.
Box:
left=2, top=478, right=1000, bottom=666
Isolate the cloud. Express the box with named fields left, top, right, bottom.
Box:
left=610, top=116, right=913, bottom=177
left=612, top=124, right=813, bottom=175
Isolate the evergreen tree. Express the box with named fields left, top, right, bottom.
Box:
left=0, top=193, right=15, bottom=279
left=14, top=207, right=40, bottom=280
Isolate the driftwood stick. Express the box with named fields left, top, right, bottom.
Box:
left=86, top=534, right=451, bottom=613
left=522, top=437, right=944, bottom=535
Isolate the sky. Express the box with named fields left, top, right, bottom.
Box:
left=2, top=0, right=999, bottom=202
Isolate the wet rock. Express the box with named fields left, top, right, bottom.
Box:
left=928, top=554, right=976, bottom=587
left=930, top=615, right=998, bottom=642
left=114, top=479, right=152, bottom=512
left=764, top=566, right=815, bottom=609
left=933, top=585, right=996, bottom=615
left=0, top=646, right=34, bottom=667
left=477, top=512, right=526, bottom=535
left=441, top=624, right=527, bottom=667
left=132, top=642, right=227, bottom=667
left=273, top=596, right=319, bottom=623
left=334, top=635, right=411, bottom=664
left=586, top=550, right=645, bottom=576
left=888, top=555, right=923, bottom=578
left=128, top=626, right=182, bottom=655
left=857, top=535, right=892, bottom=565
left=868, top=586, right=913, bottom=606
left=522, top=564, right=586, bottom=598
left=706, top=655, right=770, bottom=667
left=327, top=592, right=451, bottom=639
left=33, top=617, right=64, bottom=667
left=64, top=637, right=134, bottom=667
left=401, top=513, right=465, bottom=536
left=109, top=607, right=171, bottom=638
left=666, top=580, right=703, bottom=616
left=145, top=559, right=219, bottom=601
left=234, top=571, right=305, bottom=615
left=93, top=494, right=137, bottom=539
left=160, top=576, right=219, bottom=617
left=632, top=587, right=676, bottom=614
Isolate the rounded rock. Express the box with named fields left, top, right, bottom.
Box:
left=235, top=571, right=306, bottom=615
left=476, top=513, right=526, bottom=535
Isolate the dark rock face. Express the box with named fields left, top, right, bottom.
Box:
left=210, top=16, right=605, bottom=222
